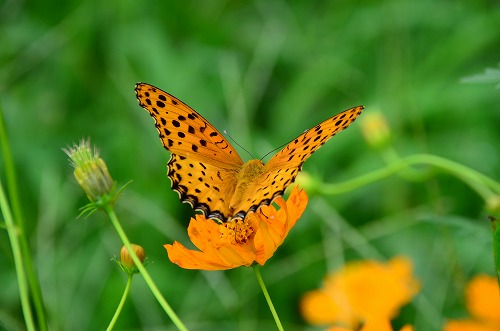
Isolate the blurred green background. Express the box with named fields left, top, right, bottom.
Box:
left=1, top=0, right=499, bottom=330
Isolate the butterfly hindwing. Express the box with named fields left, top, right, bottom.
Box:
left=167, top=154, right=239, bottom=221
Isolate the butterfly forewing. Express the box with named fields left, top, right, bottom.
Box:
left=266, top=106, right=364, bottom=171
left=135, top=83, right=244, bottom=221
left=135, top=83, right=243, bottom=168
left=237, top=106, right=364, bottom=212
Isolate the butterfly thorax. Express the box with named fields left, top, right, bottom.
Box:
left=229, top=159, right=265, bottom=216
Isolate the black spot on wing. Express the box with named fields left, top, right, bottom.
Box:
left=166, top=153, right=227, bottom=223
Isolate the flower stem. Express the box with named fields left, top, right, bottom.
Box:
left=106, top=274, right=132, bottom=331
left=252, top=265, right=284, bottom=331
left=490, top=216, right=500, bottom=287
left=0, top=179, right=36, bottom=331
left=320, top=153, right=499, bottom=200
left=104, top=205, right=189, bottom=331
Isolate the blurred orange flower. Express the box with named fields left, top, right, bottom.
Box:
left=301, top=256, right=419, bottom=330
left=326, top=319, right=414, bottom=331
left=444, top=274, right=500, bottom=331
left=165, top=187, right=308, bottom=270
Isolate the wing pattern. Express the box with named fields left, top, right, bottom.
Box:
left=135, top=83, right=243, bottom=221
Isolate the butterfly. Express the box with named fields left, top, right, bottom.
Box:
left=135, top=83, right=363, bottom=222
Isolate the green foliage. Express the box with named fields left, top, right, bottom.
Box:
left=1, top=0, right=499, bottom=330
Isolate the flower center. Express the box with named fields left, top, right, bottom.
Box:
left=219, top=219, right=254, bottom=245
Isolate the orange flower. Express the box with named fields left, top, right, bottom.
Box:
left=301, top=256, right=420, bottom=330
left=165, top=187, right=308, bottom=270
left=444, top=274, right=500, bottom=331
left=326, top=319, right=414, bottom=331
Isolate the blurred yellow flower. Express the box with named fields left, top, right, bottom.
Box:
left=444, top=274, right=500, bottom=331
left=301, top=256, right=419, bottom=330
left=359, top=111, right=391, bottom=149
left=165, top=187, right=308, bottom=270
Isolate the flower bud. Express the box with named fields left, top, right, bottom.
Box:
left=64, top=139, right=114, bottom=203
left=120, top=244, right=146, bottom=273
left=294, top=172, right=320, bottom=195
left=360, top=111, right=391, bottom=149
left=486, top=195, right=500, bottom=218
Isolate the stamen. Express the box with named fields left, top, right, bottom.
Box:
left=219, top=219, right=254, bottom=245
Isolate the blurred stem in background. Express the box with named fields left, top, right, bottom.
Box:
left=490, top=217, right=500, bottom=285
left=0, top=178, right=36, bottom=331
left=65, top=140, right=189, bottom=331
left=303, top=152, right=499, bottom=200
left=0, top=104, right=48, bottom=331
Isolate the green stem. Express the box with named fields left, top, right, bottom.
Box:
left=252, top=265, right=284, bottom=331
left=0, top=179, right=36, bottom=331
left=104, top=205, right=189, bottom=331
left=490, top=217, right=500, bottom=287
left=106, top=274, right=133, bottom=331
left=0, top=101, right=48, bottom=330
left=320, top=153, right=499, bottom=200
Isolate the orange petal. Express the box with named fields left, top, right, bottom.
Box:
left=165, top=241, right=227, bottom=270
left=300, top=290, right=354, bottom=326
left=253, top=188, right=308, bottom=265
left=285, top=186, right=309, bottom=224
left=359, top=318, right=393, bottom=331
left=326, top=321, right=414, bottom=331
left=326, top=327, right=353, bottom=331
left=443, top=320, right=500, bottom=331
left=465, top=274, right=500, bottom=325
left=166, top=237, right=260, bottom=270
left=186, top=215, right=222, bottom=251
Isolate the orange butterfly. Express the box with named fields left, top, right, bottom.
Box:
left=135, top=83, right=363, bottom=222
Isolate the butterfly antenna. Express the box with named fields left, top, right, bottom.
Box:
left=223, top=130, right=255, bottom=159
left=260, top=142, right=288, bottom=161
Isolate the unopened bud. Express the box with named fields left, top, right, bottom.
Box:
left=119, top=244, right=146, bottom=274
left=360, top=111, right=391, bottom=149
left=64, top=139, right=114, bottom=202
left=294, top=172, right=320, bottom=195
left=486, top=195, right=500, bottom=218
